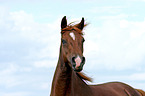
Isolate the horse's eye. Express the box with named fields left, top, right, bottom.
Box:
left=62, top=39, right=67, bottom=44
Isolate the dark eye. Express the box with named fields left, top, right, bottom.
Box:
left=62, top=39, right=67, bottom=44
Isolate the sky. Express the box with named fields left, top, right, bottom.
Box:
left=0, top=0, right=145, bottom=96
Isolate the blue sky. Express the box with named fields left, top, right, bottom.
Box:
left=0, top=0, right=145, bottom=96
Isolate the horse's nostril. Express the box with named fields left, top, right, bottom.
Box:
left=72, top=57, right=76, bottom=63
left=82, top=57, right=85, bottom=64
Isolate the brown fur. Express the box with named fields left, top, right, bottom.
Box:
left=50, top=16, right=144, bottom=96
left=61, top=26, right=84, bottom=35
left=136, top=89, right=145, bottom=96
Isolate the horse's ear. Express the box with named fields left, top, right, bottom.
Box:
left=61, top=16, right=67, bottom=29
left=76, top=17, right=84, bottom=30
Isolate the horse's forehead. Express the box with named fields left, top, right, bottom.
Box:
left=69, top=32, right=75, bottom=40
left=63, top=31, right=82, bottom=40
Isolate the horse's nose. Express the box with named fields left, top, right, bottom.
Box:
left=71, top=56, right=85, bottom=72
left=72, top=56, right=76, bottom=67
left=81, top=56, right=85, bottom=65
left=72, top=57, right=76, bottom=64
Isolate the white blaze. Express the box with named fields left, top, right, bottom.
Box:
left=70, top=32, right=75, bottom=40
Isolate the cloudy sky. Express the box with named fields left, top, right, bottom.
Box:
left=0, top=0, right=145, bottom=96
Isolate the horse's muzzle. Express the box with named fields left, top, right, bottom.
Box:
left=71, top=56, right=85, bottom=72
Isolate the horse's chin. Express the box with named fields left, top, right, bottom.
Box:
left=72, top=63, right=83, bottom=72
left=74, top=68, right=83, bottom=72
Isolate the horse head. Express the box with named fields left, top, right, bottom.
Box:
left=60, top=16, right=86, bottom=72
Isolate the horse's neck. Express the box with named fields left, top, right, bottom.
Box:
left=52, top=65, right=71, bottom=96
left=50, top=49, right=92, bottom=96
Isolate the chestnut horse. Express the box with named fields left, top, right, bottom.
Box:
left=50, top=16, right=145, bottom=96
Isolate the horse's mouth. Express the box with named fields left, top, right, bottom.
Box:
left=72, top=63, right=84, bottom=72
left=74, top=67, right=83, bottom=72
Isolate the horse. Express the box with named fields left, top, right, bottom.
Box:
left=50, top=16, right=145, bottom=96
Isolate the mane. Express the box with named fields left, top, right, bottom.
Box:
left=61, top=22, right=88, bottom=35
left=77, top=72, right=92, bottom=82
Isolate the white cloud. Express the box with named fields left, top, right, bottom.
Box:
left=9, top=11, right=61, bottom=62
left=89, top=6, right=125, bottom=14
left=129, top=72, right=145, bottom=80
left=84, top=16, right=145, bottom=71
left=40, top=82, right=49, bottom=89
left=0, top=63, right=17, bottom=75
left=0, top=8, right=59, bottom=95
left=128, top=0, right=145, bottom=1
left=120, top=20, right=129, bottom=28
left=99, top=14, right=129, bottom=20
left=0, top=9, right=61, bottom=62
left=33, top=60, right=57, bottom=68
left=0, top=92, right=31, bottom=96
left=0, top=63, right=32, bottom=88
left=0, top=62, right=32, bottom=75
